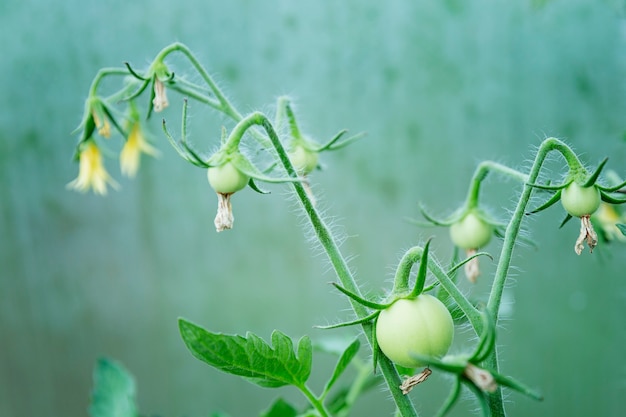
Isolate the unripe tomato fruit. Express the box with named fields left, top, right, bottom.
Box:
left=288, top=145, right=318, bottom=175
left=449, top=212, right=492, bottom=249
left=560, top=182, right=601, bottom=217
left=207, top=162, right=249, bottom=194
left=376, top=294, right=454, bottom=368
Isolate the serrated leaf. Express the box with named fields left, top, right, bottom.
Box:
left=616, top=224, right=626, bottom=236
left=179, top=319, right=312, bottom=388
left=322, top=338, right=360, bottom=396
left=260, top=397, right=298, bottom=417
left=88, top=358, right=137, bottom=417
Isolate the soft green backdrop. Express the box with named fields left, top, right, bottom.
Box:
left=1, top=0, right=625, bottom=416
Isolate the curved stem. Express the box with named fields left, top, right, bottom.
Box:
left=465, top=161, right=528, bottom=210
left=484, top=137, right=579, bottom=416
left=392, top=246, right=423, bottom=295
left=88, top=67, right=129, bottom=97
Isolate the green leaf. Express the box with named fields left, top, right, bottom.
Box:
left=322, top=338, right=360, bottom=396
left=616, top=224, right=626, bottom=236
left=88, top=358, right=138, bottom=417
left=179, top=319, right=312, bottom=388
left=260, top=397, right=298, bottom=417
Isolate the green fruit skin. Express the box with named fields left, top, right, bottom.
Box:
left=376, top=294, right=454, bottom=368
left=449, top=212, right=492, bottom=249
left=207, top=162, right=249, bottom=194
left=288, top=145, right=318, bottom=175
left=560, top=182, right=601, bottom=217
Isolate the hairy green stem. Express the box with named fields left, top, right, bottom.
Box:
left=484, top=137, right=578, bottom=415
left=252, top=114, right=418, bottom=417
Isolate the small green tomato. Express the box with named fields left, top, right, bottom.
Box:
left=449, top=212, right=493, bottom=249
left=376, top=294, right=454, bottom=368
left=207, top=162, right=249, bottom=194
left=560, top=182, right=601, bottom=217
left=288, top=144, right=319, bottom=175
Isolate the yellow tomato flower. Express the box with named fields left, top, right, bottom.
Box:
left=92, top=111, right=111, bottom=138
left=120, top=122, right=159, bottom=177
left=67, top=141, right=119, bottom=195
left=593, top=202, right=626, bottom=242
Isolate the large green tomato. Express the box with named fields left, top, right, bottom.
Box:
left=560, top=182, right=601, bottom=217
left=207, top=162, right=249, bottom=194
left=376, top=294, right=454, bottom=368
left=449, top=212, right=492, bottom=250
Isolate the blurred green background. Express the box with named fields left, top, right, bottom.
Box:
left=1, top=0, right=626, bottom=416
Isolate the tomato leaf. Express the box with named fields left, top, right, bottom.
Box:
left=259, top=397, right=298, bottom=417
left=88, top=358, right=138, bottom=417
left=616, top=224, right=626, bottom=236
left=178, top=319, right=312, bottom=388
left=322, top=338, right=360, bottom=396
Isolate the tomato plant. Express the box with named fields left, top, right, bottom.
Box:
left=207, top=162, right=249, bottom=194
left=560, top=182, right=601, bottom=217
left=449, top=211, right=493, bottom=250
left=376, top=294, right=454, bottom=368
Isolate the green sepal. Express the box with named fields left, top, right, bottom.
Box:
left=446, top=251, right=493, bottom=278
left=249, top=178, right=271, bottom=194
left=330, top=283, right=391, bottom=310
left=121, top=79, right=150, bottom=103
left=409, top=354, right=467, bottom=375
left=598, top=178, right=626, bottom=192
left=464, top=382, right=490, bottom=417
left=559, top=213, right=573, bottom=229
left=88, top=358, right=138, bottom=417
left=314, top=310, right=379, bottom=330
left=146, top=76, right=157, bottom=119
left=491, top=371, right=543, bottom=401
left=162, top=119, right=208, bottom=168
left=124, top=62, right=148, bottom=81
left=419, top=204, right=459, bottom=226
left=316, top=130, right=366, bottom=152
left=526, top=189, right=562, bottom=215
left=600, top=191, right=626, bottom=205
left=100, top=103, right=127, bottom=138
left=434, top=378, right=461, bottom=417
left=582, top=157, right=608, bottom=188
left=260, top=398, right=298, bottom=417
left=321, top=338, right=361, bottom=397
left=231, top=153, right=301, bottom=184
left=616, top=224, right=626, bottom=236
left=178, top=319, right=312, bottom=389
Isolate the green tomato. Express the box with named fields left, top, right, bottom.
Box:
left=449, top=212, right=492, bottom=249
left=376, top=294, right=454, bottom=368
left=288, top=144, right=319, bottom=175
left=207, top=162, right=249, bottom=194
left=560, top=182, right=601, bottom=217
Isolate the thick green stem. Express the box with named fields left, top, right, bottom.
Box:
left=252, top=114, right=418, bottom=417
left=484, top=137, right=579, bottom=415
